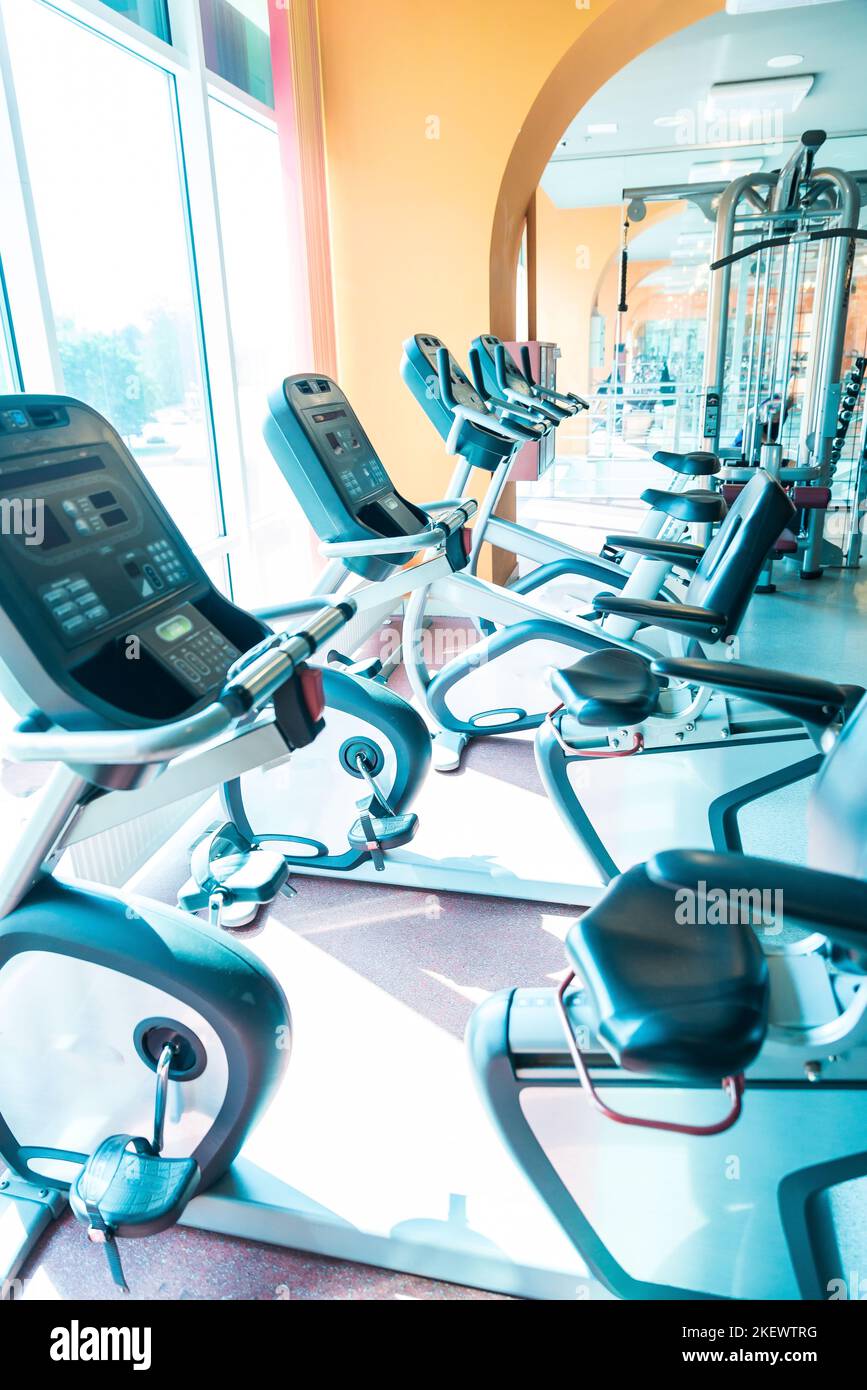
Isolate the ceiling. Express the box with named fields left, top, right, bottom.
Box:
left=540, top=0, right=867, bottom=209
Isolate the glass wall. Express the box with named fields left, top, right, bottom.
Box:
left=209, top=97, right=315, bottom=604
left=0, top=272, right=16, bottom=394
left=0, top=0, right=313, bottom=600
left=200, top=0, right=273, bottom=107
left=4, top=0, right=221, bottom=544
left=102, top=0, right=170, bottom=42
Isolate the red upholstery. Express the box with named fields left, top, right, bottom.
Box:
left=791, top=486, right=831, bottom=509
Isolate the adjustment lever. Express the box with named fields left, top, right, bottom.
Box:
left=327, top=648, right=384, bottom=681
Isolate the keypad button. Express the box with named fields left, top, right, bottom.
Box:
left=172, top=657, right=199, bottom=683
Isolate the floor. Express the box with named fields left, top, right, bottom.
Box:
left=8, top=487, right=867, bottom=1301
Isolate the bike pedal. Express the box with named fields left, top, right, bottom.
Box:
left=69, top=1135, right=200, bottom=1292
left=348, top=812, right=418, bottom=852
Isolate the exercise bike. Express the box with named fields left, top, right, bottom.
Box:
left=0, top=392, right=375, bottom=1293
left=0, top=391, right=760, bottom=1301
left=403, top=333, right=727, bottom=636
left=226, top=375, right=822, bottom=904
left=468, top=658, right=867, bottom=1299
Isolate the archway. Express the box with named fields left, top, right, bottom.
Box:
left=489, top=0, right=721, bottom=336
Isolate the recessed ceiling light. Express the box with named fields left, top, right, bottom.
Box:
left=587, top=122, right=618, bottom=135
left=705, top=74, right=814, bottom=119
left=767, top=54, right=804, bottom=69
left=654, top=115, right=683, bottom=128
left=728, top=0, right=843, bottom=12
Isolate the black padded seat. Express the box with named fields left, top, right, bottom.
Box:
left=551, top=649, right=662, bottom=727
left=566, top=865, right=769, bottom=1080
left=653, top=449, right=720, bottom=477
left=641, top=487, right=727, bottom=524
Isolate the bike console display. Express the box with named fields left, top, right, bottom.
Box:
left=265, top=374, right=430, bottom=581
left=0, top=396, right=265, bottom=727
left=401, top=333, right=516, bottom=473
left=401, top=333, right=487, bottom=441
left=472, top=334, right=533, bottom=399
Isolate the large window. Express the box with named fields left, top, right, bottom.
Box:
left=0, top=0, right=312, bottom=597
left=0, top=271, right=17, bottom=393
left=200, top=0, right=272, bottom=106
left=3, top=0, right=221, bottom=544
left=209, top=98, right=314, bottom=604
left=102, top=0, right=170, bottom=42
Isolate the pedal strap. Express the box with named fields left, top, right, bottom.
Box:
left=189, top=822, right=251, bottom=898
left=73, top=1134, right=154, bottom=1293
left=357, top=812, right=385, bottom=871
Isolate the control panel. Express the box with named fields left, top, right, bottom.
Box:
left=475, top=334, right=532, bottom=397
left=401, top=332, right=518, bottom=475
left=265, top=375, right=431, bottom=582
left=0, top=395, right=265, bottom=725
left=135, top=604, right=242, bottom=698
left=0, top=419, right=192, bottom=651
left=408, top=333, right=485, bottom=413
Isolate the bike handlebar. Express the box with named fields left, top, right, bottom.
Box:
left=4, top=601, right=357, bottom=768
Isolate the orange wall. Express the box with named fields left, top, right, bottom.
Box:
left=315, top=0, right=721, bottom=505
left=535, top=193, right=622, bottom=397
left=535, top=196, right=684, bottom=451
left=316, top=0, right=611, bottom=502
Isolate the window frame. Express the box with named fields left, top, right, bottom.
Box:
left=0, top=0, right=291, bottom=585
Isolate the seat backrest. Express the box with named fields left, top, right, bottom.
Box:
left=808, top=692, right=867, bottom=879
left=686, top=471, right=794, bottom=637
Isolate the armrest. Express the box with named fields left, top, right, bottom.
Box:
left=647, top=849, right=867, bottom=954
left=593, top=592, right=727, bottom=642
left=651, top=657, right=863, bottom=730
left=511, top=557, right=628, bottom=597
left=652, top=448, right=719, bottom=477
left=605, top=536, right=705, bottom=570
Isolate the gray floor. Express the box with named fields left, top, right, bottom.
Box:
left=736, top=564, right=867, bottom=864
left=517, top=478, right=867, bottom=867
left=7, top=504, right=867, bottom=1301
left=738, top=564, right=867, bottom=680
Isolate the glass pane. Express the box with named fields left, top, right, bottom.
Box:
left=0, top=275, right=19, bottom=733
left=0, top=280, right=16, bottom=394
left=200, top=0, right=273, bottom=107
left=100, top=0, right=171, bottom=42
left=209, top=98, right=316, bottom=606
left=5, top=0, right=221, bottom=546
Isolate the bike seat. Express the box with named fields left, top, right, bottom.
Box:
left=551, top=649, right=662, bottom=727
left=653, top=449, right=720, bottom=477
left=566, top=864, right=769, bottom=1081
left=641, top=488, right=727, bottom=524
